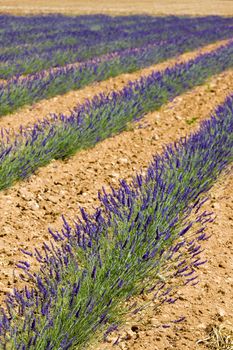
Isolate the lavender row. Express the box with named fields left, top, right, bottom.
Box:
left=1, top=26, right=232, bottom=79
left=1, top=15, right=232, bottom=54
left=1, top=35, right=233, bottom=117
left=2, top=14, right=231, bottom=47
left=0, top=15, right=233, bottom=78
left=1, top=94, right=232, bottom=349
left=0, top=40, right=233, bottom=191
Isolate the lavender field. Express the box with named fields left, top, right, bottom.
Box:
left=0, top=12, right=232, bottom=350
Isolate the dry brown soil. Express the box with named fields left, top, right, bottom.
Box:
left=0, top=65, right=232, bottom=349
left=0, top=0, right=233, bottom=16
left=0, top=39, right=230, bottom=133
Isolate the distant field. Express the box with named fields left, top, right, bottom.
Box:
left=0, top=0, right=233, bottom=16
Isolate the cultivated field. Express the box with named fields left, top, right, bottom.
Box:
left=0, top=0, right=233, bottom=16
left=0, top=3, right=232, bottom=350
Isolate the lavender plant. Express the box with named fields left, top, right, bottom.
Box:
left=0, top=41, right=233, bottom=191
left=0, top=94, right=232, bottom=349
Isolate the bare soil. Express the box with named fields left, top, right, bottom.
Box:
left=0, top=0, right=233, bottom=16
left=0, top=39, right=230, bottom=133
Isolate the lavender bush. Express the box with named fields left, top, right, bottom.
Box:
left=0, top=94, right=232, bottom=349
left=0, top=41, right=233, bottom=190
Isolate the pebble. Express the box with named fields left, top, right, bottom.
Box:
left=46, top=195, right=58, bottom=204
left=216, top=307, right=225, bottom=322
left=18, top=188, right=34, bottom=201
left=28, top=200, right=40, bottom=211
left=117, top=158, right=128, bottom=165
left=211, top=202, right=221, bottom=210
left=152, top=134, right=159, bottom=141
left=150, top=318, right=160, bottom=327
left=122, top=330, right=136, bottom=341
left=2, top=226, right=13, bottom=235
left=110, top=172, right=120, bottom=178
left=82, top=192, right=89, bottom=197
left=197, top=323, right=207, bottom=330
left=106, top=336, right=120, bottom=344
